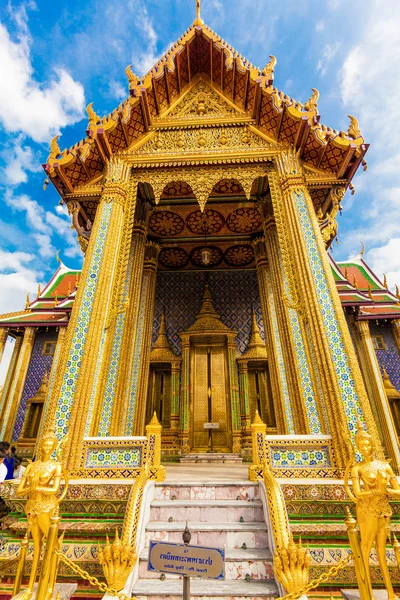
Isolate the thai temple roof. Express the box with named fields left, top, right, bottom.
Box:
left=43, top=16, right=368, bottom=201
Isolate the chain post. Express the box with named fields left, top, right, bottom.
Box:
left=12, top=531, right=29, bottom=596
left=36, top=507, right=61, bottom=600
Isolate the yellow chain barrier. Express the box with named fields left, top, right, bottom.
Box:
left=54, top=549, right=137, bottom=600
left=277, top=551, right=353, bottom=600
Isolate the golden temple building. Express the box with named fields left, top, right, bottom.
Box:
left=1, top=3, right=400, bottom=599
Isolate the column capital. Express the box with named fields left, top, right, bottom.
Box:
left=252, top=236, right=268, bottom=269
left=355, top=319, right=370, bottom=338
left=144, top=241, right=161, bottom=271
left=102, top=158, right=131, bottom=206
left=275, top=150, right=306, bottom=191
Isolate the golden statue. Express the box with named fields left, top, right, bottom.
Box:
left=16, top=429, right=68, bottom=599
left=345, top=419, right=400, bottom=600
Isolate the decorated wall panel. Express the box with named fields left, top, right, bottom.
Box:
left=12, top=330, right=56, bottom=441
left=370, top=323, right=400, bottom=391
left=152, top=270, right=264, bottom=355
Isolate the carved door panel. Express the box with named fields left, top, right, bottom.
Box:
left=190, top=344, right=231, bottom=452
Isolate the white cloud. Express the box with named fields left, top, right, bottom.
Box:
left=2, top=135, right=41, bottom=185
left=0, top=250, right=40, bottom=314
left=316, top=21, right=325, bottom=32
left=317, top=42, right=340, bottom=76
left=0, top=5, right=85, bottom=142
left=132, top=6, right=162, bottom=75
left=107, top=80, right=126, bottom=101
left=338, top=0, right=400, bottom=276
left=33, top=233, right=54, bottom=258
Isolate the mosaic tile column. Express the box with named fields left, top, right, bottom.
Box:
left=127, top=242, right=161, bottom=436
left=50, top=159, right=131, bottom=468
left=270, top=151, right=383, bottom=466
left=354, top=320, right=400, bottom=467
left=110, top=221, right=147, bottom=435
left=180, top=336, right=190, bottom=452
left=392, top=320, right=400, bottom=355
left=0, top=329, right=8, bottom=363
left=0, top=336, right=22, bottom=430
left=253, top=237, right=292, bottom=433
left=1, top=327, right=35, bottom=441
left=263, top=218, right=323, bottom=434
left=35, top=326, right=67, bottom=453
left=92, top=189, right=145, bottom=435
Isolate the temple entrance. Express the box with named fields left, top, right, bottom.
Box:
left=190, top=343, right=232, bottom=452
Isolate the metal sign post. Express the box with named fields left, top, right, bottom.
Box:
left=147, top=523, right=225, bottom=600
left=183, top=523, right=191, bottom=600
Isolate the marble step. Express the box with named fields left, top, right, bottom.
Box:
left=145, top=521, right=268, bottom=549
left=180, top=453, right=243, bottom=464
left=133, top=578, right=278, bottom=599
left=138, top=547, right=274, bottom=581
left=155, top=482, right=259, bottom=501
left=150, top=499, right=264, bottom=523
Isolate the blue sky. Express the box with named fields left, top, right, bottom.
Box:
left=0, top=0, right=399, bottom=318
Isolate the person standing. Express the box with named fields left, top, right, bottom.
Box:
left=0, top=442, right=15, bottom=480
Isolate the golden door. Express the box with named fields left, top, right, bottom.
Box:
left=190, top=344, right=231, bottom=452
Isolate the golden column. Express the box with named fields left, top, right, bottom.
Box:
left=392, top=319, right=400, bottom=354
left=238, top=362, right=250, bottom=431
left=180, top=335, right=190, bottom=452
left=0, top=336, right=22, bottom=433
left=269, top=150, right=383, bottom=467
left=262, top=216, right=312, bottom=433
left=131, top=241, right=161, bottom=436
left=0, top=327, right=35, bottom=441
left=170, top=362, right=181, bottom=434
left=252, top=237, right=290, bottom=433
left=110, top=220, right=148, bottom=435
left=49, top=158, right=131, bottom=468
left=353, top=319, right=400, bottom=466
left=0, top=329, right=8, bottom=362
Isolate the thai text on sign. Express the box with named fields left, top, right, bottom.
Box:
left=148, top=541, right=225, bottom=579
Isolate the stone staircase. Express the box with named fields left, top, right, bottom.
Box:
left=133, top=478, right=278, bottom=600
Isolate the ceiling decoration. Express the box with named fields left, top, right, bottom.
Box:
left=224, top=245, right=255, bottom=267
left=226, top=207, right=262, bottom=234
left=210, top=179, right=245, bottom=196
left=148, top=211, right=185, bottom=237
left=186, top=208, right=225, bottom=235
left=161, top=181, right=195, bottom=199
left=158, top=247, right=189, bottom=269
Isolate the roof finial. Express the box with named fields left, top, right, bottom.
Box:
left=56, top=249, right=61, bottom=264
left=194, top=0, right=204, bottom=25
left=360, top=241, right=365, bottom=256
left=383, top=274, right=388, bottom=288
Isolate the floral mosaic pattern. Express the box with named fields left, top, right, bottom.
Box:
left=54, top=202, right=112, bottom=439
left=186, top=208, right=225, bottom=235
left=370, top=323, right=400, bottom=391
left=84, top=446, right=142, bottom=468
left=126, top=274, right=149, bottom=434
left=294, top=191, right=361, bottom=435
left=270, top=445, right=331, bottom=468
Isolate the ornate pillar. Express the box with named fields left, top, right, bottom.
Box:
left=180, top=335, right=190, bottom=453
left=0, top=336, right=22, bottom=429
left=270, top=150, right=383, bottom=466
left=253, top=237, right=292, bottom=433
left=170, top=361, right=181, bottom=434
left=354, top=320, right=400, bottom=466
left=35, top=326, right=67, bottom=452
left=0, top=328, right=35, bottom=441
left=125, top=242, right=161, bottom=436
left=109, top=220, right=148, bottom=435
left=238, top=362, right=250, bottom=431
left=0, top=329, right=8, bottom=363
left=50, top=159, right=131, bottom=468
left=228, top=335, right=241, bottom=453
left=263, top=217, right=323, bottom=434
left=392, top=319, right=400, bottom=354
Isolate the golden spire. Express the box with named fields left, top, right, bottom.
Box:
left=194, top=0, right=204, bottom=25
left=37, top=283, right=41, bottom=296
left=360, top=241, right=365, bottom=256
left=383, top=273, right=388, bottom=288
left=56, top=249, right=61, bottom=264
left=25, top=293, right=30, bottom=309
left=344, top=266, right=349, bottom=280
left=242, top=310, right=267, bottom=360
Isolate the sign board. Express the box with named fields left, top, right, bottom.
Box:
left=203, top=423, right=220, bottom=429
left=148, top=541, right=225, bottom=580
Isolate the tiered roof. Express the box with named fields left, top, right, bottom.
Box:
left=44, top=18, right=368, bottom=201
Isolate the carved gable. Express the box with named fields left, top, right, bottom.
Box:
left=157, top=80, right=243, bottom=122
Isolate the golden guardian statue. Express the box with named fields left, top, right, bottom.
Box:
left=345, top=418, right=400, bottom=600
left=16, top=428, right=68, bottom=599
